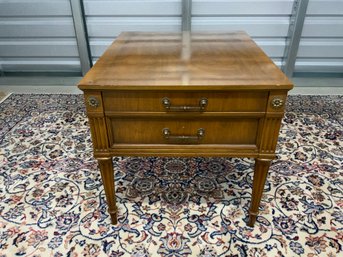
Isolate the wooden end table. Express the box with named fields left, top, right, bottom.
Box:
left=78, top=32, right=293, bottom=227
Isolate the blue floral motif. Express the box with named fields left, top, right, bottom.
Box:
left=131, top=245, right=150, bottom=257
left=56, top=212, right=80, bottom=233
left=332, top=210, right=343, bottom=224
left=48, top=236, right=63, bottom=249
left=3, top=204, right=25, bottom=220
left=197, top=245, right=217, bottom=257
left=264, top=244, right=273, bottom=251
left=290, top=241, right=305, bottom=255
left=273, top=216, right=298, bottom=235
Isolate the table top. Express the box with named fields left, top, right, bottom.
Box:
left=78, top=31, right=293, bottom=91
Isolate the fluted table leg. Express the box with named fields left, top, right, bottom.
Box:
left=248, top=158, right=271, bottom=227
left=98, top=157, right=117, bottom=225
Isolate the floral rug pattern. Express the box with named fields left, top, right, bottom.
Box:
left=0, top=94, right=342, bottom=257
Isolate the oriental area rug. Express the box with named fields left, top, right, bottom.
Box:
left=0, top=94, right=342, bottom=257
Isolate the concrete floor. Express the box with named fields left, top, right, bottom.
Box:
left=0, top=91, right=7, bottom=102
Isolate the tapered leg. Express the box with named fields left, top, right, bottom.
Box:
left=248, top=158, right=272, bottom=227
left=98, top=157, right=117, bottom=225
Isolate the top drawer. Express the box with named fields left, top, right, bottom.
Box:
left=103, top=91, right=268, bottom=113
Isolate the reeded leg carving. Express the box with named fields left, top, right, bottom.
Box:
left=248, top=158, right=272, bottom=227
left=97, top=157, right=117, bottom=225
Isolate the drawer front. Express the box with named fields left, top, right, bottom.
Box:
left=103, top=91, right=268, bottom=113
left=107, top=117, right=259, bottom=146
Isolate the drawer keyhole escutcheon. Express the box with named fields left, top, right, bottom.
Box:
left=271, top=97, right=284, bottom=109
left=162, top=97, right=208, bottom=112
left=162, top=128, right=205, bottom=144
left=88, top=96, right=100, bottom=108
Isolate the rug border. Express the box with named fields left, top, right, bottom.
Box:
left=0, top=92, right=12, bottom=104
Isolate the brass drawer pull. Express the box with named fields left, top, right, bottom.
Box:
left=162, top=128, right=205, bottom=143
left=162, top=97, right=208, bottom=112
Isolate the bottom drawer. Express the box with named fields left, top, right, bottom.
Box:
left=107, top=117, right=259, bottom=146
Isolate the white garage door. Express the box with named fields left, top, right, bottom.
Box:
left=296, top=0, right=343, bottom=74
left=0, top=0, right=81, bottom=73
left=0, top=0, right=342, bottom=75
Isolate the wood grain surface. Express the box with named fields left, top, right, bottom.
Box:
left=78, top=31, right=293, bottom=90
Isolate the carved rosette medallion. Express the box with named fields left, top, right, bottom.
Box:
left=271, top=97, right=284, bottom=109
left=88, top=96, right=99, bottom=108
